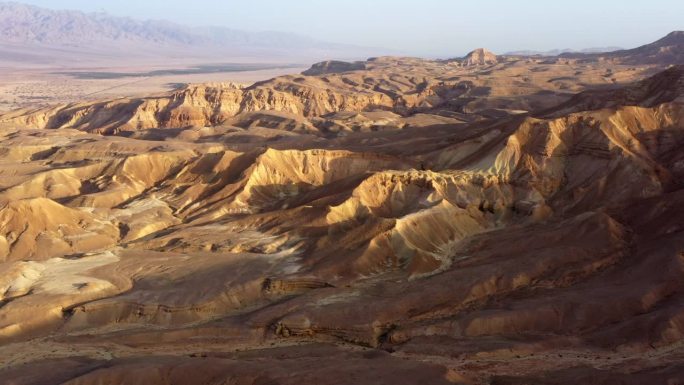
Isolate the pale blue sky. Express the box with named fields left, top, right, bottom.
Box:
left=16, top=0, right=684, bottom=56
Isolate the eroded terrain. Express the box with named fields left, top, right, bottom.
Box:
left=0, top=33, right=683, bottom=385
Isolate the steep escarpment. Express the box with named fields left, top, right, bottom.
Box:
left=4, top=38, right=677, bottom=136
left=0, top=79, right=396, bottom=134
left=302, top=60, right=366, bottom=75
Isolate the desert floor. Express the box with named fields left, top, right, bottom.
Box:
left=0, top=63, right=307, bottom=113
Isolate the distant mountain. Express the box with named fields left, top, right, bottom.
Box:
left=506, top=47, right=624, bottom=56
left=0, top=2, right=384, bottom=65
left=559, top=31, right=684, bottom=64
left=503, top=32, right=683, bottom=66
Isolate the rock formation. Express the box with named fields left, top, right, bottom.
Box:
left=1, top=35, right=684, bottom=385
left=302, top=60, right=367, bottom=75
left=461, top=48, right=498, bottom=66
left=4, top=37, right=677, bottom=135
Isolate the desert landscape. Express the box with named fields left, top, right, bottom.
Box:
left=0, top=65, right=308, bottom=113
left=1, top=2, right=684, bottom=385
left=0, top=2, right=375, bottom=113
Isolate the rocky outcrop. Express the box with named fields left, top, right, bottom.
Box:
left=461, top=48, right=498, bottom=66
left=0, top=80, right=395, bottom=133
left=302, top=60, right=366, bottom=75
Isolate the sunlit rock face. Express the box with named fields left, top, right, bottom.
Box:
left=0, top=35, right=684, bottom=385
left=461, top=48, right=499, bottom=66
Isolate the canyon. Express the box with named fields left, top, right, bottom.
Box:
left=0, top=29, right=683, bottom=385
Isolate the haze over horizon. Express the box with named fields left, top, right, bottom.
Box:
left=10, top=0, right=684, bottom=56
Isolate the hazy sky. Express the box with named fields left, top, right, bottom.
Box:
left=16, top=0, right=684, bottom=56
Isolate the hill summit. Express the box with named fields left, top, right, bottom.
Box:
left=461, top=48, right=498, bottom=66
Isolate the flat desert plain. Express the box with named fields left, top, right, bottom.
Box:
left=0, top=64, right=307, bottom=113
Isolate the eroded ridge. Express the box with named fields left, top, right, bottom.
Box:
left=0, top=50, right=684, bottom=384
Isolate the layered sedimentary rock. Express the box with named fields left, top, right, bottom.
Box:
left=302, top=60, right=367, bottom=75
left=2, top=44, right=667, bottom=136
left=461, top=48, right=498, bottom=66
left=0, top=51, right=683, bottom=384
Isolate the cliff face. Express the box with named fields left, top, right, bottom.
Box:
left=4, top=46, right=675, bottom=135
left=461, top=48, right=498, bottom=66
left=302, top=60, right=367, bottom=75
left=0, top=80, right=396, bottom=134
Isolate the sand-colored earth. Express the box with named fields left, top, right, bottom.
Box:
left=0, top=32, right=683, bottom=385
left=0, top=65, right=308, bottom=113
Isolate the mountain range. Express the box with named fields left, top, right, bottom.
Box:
left=506, top=46, right=624, bottom=56
left=560, top=30, right=684, bottom=64
left=0, top=2, right=385, bottom=65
